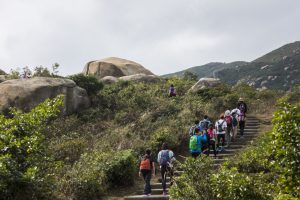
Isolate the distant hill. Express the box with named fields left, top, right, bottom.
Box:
left=163, top=61, right=248, bottom=79
left=163, top=41, right=300, bottom=90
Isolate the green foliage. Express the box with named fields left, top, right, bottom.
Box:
left=68, top=74, right=104, bottom=96
left=271, top=99, right=300, bottom=196
left=169, top=157, right=214, bottom=200
left=33, top=66, right=51, bottom=77
left=183, top=71, right=198, bottom=81
left=150, top=128, right=179, bottom=153
left=60, top=150, right=137, bottom=199
left=0, top=95, right=64, bottom=199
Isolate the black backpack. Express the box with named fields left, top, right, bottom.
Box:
left=217, top=120, right=225, bottom=132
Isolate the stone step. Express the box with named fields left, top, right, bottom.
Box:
left=151, top=183, right=170, bottom=189
left=158, top=177, right=171, bottom=183
left=124, top=194, right=169, bottom=200
left=213, top=158, right=226, bottom=164
left=138, top=189, right=168, bottom=195
left=225, top=144, right=244, bottom=149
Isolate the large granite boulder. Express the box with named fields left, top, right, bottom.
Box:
left=189, top=78, right=221, bottom=92
left=83, top=57, right=154, bottom=80
left=0, top=75, right=6, bottom=83
left=118, top=73, right=160, bottom=82
left=0, top=77, right=90, bottom=115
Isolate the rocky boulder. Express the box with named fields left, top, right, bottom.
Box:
left=118, top=73, right=160, bottom=83
left=101, top=76, right=118, bottom=84
left=0, top=75, right=6, bottom=83
left=0, top=77, right=90, bottom=115
left=189, top=78, right=221, bottom=92
left=83, top=57, right=154, bottom=80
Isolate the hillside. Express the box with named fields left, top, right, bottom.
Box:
left=164, top=41, right=300, bottom=90
left=163, top=61, right=248, bottom=79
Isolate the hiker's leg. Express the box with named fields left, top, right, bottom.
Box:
left=217, top=134, right=221, bottom=150
left=239, top=120, right=245, bottom=136
left=211, top=140, right=217, bottom=157
left=161, top=165, right=167, bottom=191
left=145, top=170, right=151, bottom=194
left=141, top=170, right=148, bottom=194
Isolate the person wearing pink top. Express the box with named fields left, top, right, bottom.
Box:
left=207, top=123, right=217, bottom=158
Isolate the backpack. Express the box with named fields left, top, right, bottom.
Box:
left=217, top=120, right=225, bottom=132
left=225, top=116, right=232, bottom=126
left=200, top=119, right=210, bottom=130
left=189, top=135, right=198, bottom=151
left=239, top=103, right=246, bottom=113
left=159, top=150, right=170, bottom=166
left=140, top=156, right=151, bottom=170
left=232, top=116, right=238, bottom=126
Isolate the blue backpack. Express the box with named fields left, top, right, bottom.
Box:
left=160, top=150, right=170, bottom=166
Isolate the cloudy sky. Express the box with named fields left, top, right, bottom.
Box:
left=0, top=0, right=299, bottom=76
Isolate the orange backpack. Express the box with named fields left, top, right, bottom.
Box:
left=140, top=157, right=151, bottom=170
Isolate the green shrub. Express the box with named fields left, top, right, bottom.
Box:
left=272, top=99, right=300, bottom=197
left=150, top=127, right=179, bottom=153
left=68, top=74, right=103, bottom=96
left=59, top=150, right=137, bottom=199
left=169, top=157, right=214, bottom=200
left=0, top=96, right=63, bottom=199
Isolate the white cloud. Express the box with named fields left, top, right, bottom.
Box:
left=0, top=0, right=299, bottom=75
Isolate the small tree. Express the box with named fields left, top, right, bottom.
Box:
left=183, top=71, right=198, bottom=81
left=0, top=95, right=64, bottom=199
left=33, top=66, right=51, bottom=77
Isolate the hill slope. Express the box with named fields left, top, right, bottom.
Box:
left=164, top=41, right=300, bottom=89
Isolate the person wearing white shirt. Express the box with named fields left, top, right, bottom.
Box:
left=215, top=114, right=227, bottom=152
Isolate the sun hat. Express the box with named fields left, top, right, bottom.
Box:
left=238, top=97, right=244, bottom=101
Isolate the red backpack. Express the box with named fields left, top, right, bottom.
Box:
left=225, top=116, right=233, bottom=125
left=140, top=156, right=151, bottom=170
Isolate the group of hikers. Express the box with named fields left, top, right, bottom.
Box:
left=189, top=97, right=248, bottom=158
left=139, top=86, right=248, bottom=196
left=139, top=143, right=174, bottom=196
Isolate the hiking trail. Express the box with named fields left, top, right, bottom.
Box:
left=124, top=116, right=261, bottom=200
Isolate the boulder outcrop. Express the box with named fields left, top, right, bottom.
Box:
left=83, top=57, right=154, bottom=80
left=189, top=78, right=221, bottom=92
left=0, top=77, right=90, bottom=115
left=118, top=73, right=160, bottom=82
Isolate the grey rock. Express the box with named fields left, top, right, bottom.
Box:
left=0, top=77, right=90, bottom=115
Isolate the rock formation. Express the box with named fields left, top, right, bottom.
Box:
left=83, top=57, right=154, bottom=80
left=189, top=78, right=221, bottom=92
left=0, top=77, right=90, bottom=115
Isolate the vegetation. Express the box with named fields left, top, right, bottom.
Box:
left=1, top=75, right=293, bottom=199
left=0, top=95, right=64, bottom=199
left=170, top=91, right=300, bottom=200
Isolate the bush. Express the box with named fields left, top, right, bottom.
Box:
left=0, top=96, right=64, bottom=199
left=169, top=157, right=214, bottom=200
left=59, top=150, right=137, bottom=199
left=68, top=74, right=103, bottom=96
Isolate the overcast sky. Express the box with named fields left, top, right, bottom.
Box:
left=0, top=0, right=299, bottom=76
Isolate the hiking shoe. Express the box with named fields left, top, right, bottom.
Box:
left=147, top=193, right=151, bottom=196
left=163, top=191, right=167, bottom=195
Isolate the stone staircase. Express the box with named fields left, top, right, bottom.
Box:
left=124, top=116, right=260, bottom=200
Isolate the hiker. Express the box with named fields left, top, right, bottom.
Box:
left=231, top=108, right=240, bottom=141
left=215, top=113, right=227, bottom=152
left=157, top=143, right=174, bottom=195
left=237, top=97, right=248, bottom=138
left=189, top=120, right=201, bottom=137
left=224, top=110, right=233, bottom=147
left=199, top=115, right=212, bottom=133
left=207, top=123, right=217, bottom=158
left=189, top=128, right=207, bottom=158
left=139, top=149, right=155, bottom=196
left=169, top=84, right=176, bottom=97
left=200, top=129, right=209, bottom=156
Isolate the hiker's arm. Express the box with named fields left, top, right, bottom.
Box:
left=152, top=161, right=155, bottom=176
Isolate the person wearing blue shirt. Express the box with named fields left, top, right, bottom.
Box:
left=189, top=128, right=207, bottom=158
